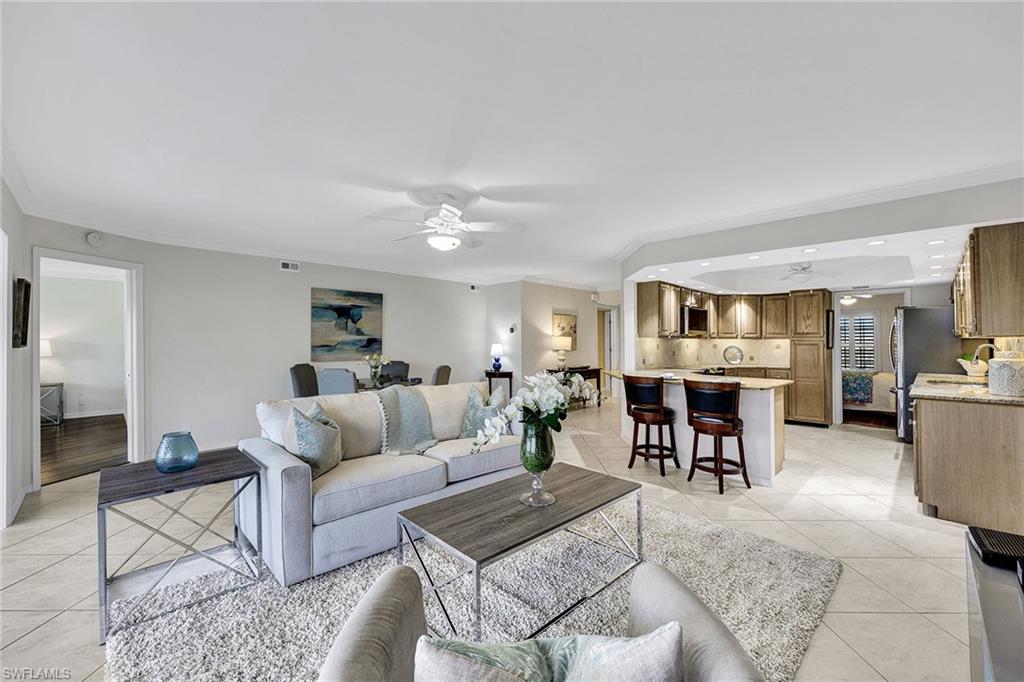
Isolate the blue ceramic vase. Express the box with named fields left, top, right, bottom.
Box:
left=155, top=431, right=200, bottom=473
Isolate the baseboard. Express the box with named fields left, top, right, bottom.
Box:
left=63, top=409, right=126, bottom=420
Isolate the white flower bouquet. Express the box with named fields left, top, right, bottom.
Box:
left=472, top=371, right=593, bottom=453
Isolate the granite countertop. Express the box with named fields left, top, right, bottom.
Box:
left=603, top=369, right=792, bottom=391
left=660, top=364, right=791, bottom=371
left=910, top=373, right=1024, bottom=407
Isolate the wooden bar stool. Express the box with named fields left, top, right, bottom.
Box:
left=683, top=379, right=751, bottom=494
left=623, top=375, right=680, bottom=477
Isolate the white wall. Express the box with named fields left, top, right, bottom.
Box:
left=520, top=281, right=598, bottom=375
left=39, top=276, right=126, bottom=417
left=485, top=282, right=523, bottom=392
left=909, top=283, right=952, bottom=308
left=21, top=213, right=489, bottom=458
left=3, top=180, right=33, bottom=524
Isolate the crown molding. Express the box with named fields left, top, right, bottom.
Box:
left=1, top=133, right=38, bottom=216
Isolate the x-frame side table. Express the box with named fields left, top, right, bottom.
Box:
left=96, top=448, right=262, bottom=643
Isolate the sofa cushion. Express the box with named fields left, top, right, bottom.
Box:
left=421, top=435, right=521, bottom=483
left=312, top=454, right=447, bottom=525
left=256, top=392, right=383, bottom=461
left=412, top=382, right=489, bottom=441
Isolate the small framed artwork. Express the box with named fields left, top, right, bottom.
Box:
left=12, top=278, right=30, bottom=349
left=552, top=312, right=578, bottom=351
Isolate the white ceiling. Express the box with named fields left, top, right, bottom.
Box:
left=631, top=224, right=975, bottom=293
left=3, top=3, right=1022, bottom=289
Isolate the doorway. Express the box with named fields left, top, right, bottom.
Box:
left=597, top=305, right=621, bottom=398
left=31, top=249, right=144, bottom=489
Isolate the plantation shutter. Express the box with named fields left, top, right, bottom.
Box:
left=840, top=313, right=877, bottom=371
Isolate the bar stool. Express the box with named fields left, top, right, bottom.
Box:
left=623, top=375, right=680, bottom=477
left=683, top=379, right=750, bottom=494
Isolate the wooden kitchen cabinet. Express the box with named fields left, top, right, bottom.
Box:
left=789, top=339, right=831, bottom=424
left=766, top=368, right=792, bottom=419
left=738, top=296, right=761, bottom=338
left=636, top=281, right=682, bottom=338
left=762, top=294, right=790, bottom=338
left=954, top=222, right=1024, bottom=337
left=717, top=295, right=738, bottom=338
left=790, top=289, right=828, bottom=338
left=706, top=295, right=719, bottom=338
left=733, top=368, right=767, bottom=378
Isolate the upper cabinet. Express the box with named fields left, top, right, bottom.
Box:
left=762, top=294, right=790, bottom=338
left=953, top=222, right=1024, bottom=338
left=636, top=281, right=681, bottom=338
left=706, top=295, right=719, bottom=338
left=790, top=289, right=829, bottom=338
left=717, top=295, right=739, bottom=338
left=737, top=295, right=761, bottom=338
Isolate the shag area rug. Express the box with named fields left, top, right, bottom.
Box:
left=107, top=501, right=841, bottom=682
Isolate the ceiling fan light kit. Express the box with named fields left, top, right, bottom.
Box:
left=367, top=192, right=526, bottom=251
left=427, top=234, right=461, bottom=251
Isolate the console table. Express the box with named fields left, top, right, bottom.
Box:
left=96, top=448, right=261, bottom=643
left=484, top=370, right=513, bottom=398
left=546, top=367, right=602, bottom=406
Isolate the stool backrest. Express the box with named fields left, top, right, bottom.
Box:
left=623, top=375, right=665, bottom=416
left=683, top=379, right=741, bottom=427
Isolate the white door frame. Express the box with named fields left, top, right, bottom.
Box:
left=598, top=304, right=622, bottom=398
left=0, top=228, right=8, bottom=524
left=31, top=247, right=145, bottom=490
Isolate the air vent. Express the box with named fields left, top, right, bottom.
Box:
left=850, top=285, right=871, bottom=290
left=279, top=260, right=300, bottom=273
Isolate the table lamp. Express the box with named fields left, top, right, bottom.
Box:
left=490, top=343, right=503, bottom=372
left=552, top=336, right=572, bottom=370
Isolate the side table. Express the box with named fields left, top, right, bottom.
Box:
left=485, top=370, right=513, bottom=398
left=96, top=448, right=262, bottom=643
left=40, top=382, right=64, bottom=426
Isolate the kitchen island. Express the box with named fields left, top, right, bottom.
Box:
left=604, top=369, right=792, bottom=487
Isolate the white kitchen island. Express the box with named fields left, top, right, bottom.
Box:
left=605, top=369, right=792, bottom=487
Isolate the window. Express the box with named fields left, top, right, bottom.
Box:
left=840, top=313, right=877, bottom=370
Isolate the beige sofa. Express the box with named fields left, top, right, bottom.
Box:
left=237, top=382, right=522, bottom=587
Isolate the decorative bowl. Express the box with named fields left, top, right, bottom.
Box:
left=956, top=358, right=988, bottom=377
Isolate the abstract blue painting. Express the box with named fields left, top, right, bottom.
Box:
left=310, top=288, right=383, bottom=361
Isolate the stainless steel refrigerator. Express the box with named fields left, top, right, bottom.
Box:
left=890, top=306, right=961, bottom=442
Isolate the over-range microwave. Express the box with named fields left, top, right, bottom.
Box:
left=680, top=306, right=709, bottom=336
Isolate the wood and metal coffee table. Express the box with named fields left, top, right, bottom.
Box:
left=396, top=463, right=642, bottom=641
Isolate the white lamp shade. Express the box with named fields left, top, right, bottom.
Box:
left=490, top=343, right=503, bottom=357
left=552, top=336, right=573, bottom=351
left=39, top=339, right=53, bottom=358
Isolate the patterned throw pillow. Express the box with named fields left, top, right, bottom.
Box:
left=291, top=404, right=341, bottom=479
left=413, top=622, right=682, bottom=682
left=461, top=384, right=508, bottom=438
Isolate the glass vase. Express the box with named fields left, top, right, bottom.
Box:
left=519, top=421, right=556, bottom=507
left=155, top=431, right=200, bottom=473
left=369, top=365, right=382, bottom=388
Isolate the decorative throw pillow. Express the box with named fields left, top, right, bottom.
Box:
left=461, top=384, right=508, bottom=438
left=291, top=404, right=341, bottom=478
left=413, top=622, right=683, bottom=682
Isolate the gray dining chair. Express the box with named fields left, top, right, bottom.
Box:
left=431, top=365, right=451, bottom=385
left=380, top=360, right=410, bottom=385
left=290, top=363, right=319, bottom=398
left=318, top=368, right=358, bottom=395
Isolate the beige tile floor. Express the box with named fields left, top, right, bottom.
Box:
left=1, top=399, right=971, bottom=681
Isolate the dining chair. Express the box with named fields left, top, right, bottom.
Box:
left=289, top=363, right=319, bottom=398
left=318, top=368, right=358, bottom=395
left=431, top=365, right=452, bottom=386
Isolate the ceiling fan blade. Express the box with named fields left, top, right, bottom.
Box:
left=464, top=221, right=526, bottom=233
left=336, top=171, right=409, bottom=194
left=390, top=229, right=437, bottom=243
left=477, top=184, right=602, bottom=204
left=365, top=215, right=427, bottom=224
left=461, top=233, right=484, bottom=249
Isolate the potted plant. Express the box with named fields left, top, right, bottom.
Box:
left=472, top=371, right=593, bottom=507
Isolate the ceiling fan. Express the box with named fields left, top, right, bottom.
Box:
left=779, top=262, right=817, bottom=282
left=365, top=193, right=526, bottom=251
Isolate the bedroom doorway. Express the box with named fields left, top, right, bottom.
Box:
left=31, top=248, right=145, bottom=490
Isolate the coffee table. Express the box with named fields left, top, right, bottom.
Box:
left=396, top=463, right=643, bottom=641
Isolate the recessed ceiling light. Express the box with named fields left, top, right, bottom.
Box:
left=904, top=279, right=915, bottom=283
left=802, top=248, right=818, bottom=253
left=927, top=239, right=946, bottom=245
left=741, top=292, right=750, bottom=295
left=747, top=255, right=760, bottom=260
left=868, top=240, right=886, bottom=246
left=716, top=290, right=724, bottom=294
left=929, top=265, right=942, bottom=270
left=646, top=275, right=656, bottom=279
left=929, top=254, right=945, bottom=259
left=658, top=267, right=668, bottom=272
left=930, top=273, right=942, bottom=278
left=697, top=285, right=706, bottom=289
left=699, top=262, right=712, bottom=267
left=840, top=296, right=858, bottom=306
left=856, top=294, right=873, bottom=298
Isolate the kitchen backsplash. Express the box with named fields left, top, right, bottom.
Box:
left=636, top=337, right=791, bottom=369
left=995, top=337, right=1024, bottom=353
